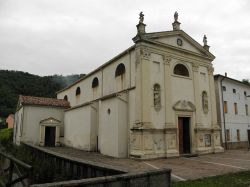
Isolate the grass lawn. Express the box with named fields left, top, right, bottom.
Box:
left=172, top=170, right=250, bottom=187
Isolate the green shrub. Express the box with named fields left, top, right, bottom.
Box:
left=0, top=128, right=13, bottom=146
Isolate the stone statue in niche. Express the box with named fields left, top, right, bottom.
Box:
left=153, top=84, right=161, bottom=111
left=202, top=91, right=208, bottom=113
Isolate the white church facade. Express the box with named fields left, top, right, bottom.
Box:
left=14, top=12, right=224, bottom=159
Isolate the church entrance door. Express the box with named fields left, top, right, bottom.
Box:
left=45, top=126, right=56, bottom=147
left=178, top=117, right=191, bottom=154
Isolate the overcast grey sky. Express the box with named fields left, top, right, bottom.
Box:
left=0, top=0, right=250, bottom=80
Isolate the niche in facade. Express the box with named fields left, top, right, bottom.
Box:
left=153, top=84, right=161, bottom=111
left=174, top=64, right=189, bottom=77
left=202, top=91, right=208, bottom=113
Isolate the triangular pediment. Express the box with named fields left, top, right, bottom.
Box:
left=173, top=100, right=196, bottom=112
left=40, top=117, right=61, bottom=124
left=143, top=30, right=215, bottom=60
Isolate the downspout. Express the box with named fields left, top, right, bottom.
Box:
left=220, top=76, right=227, bottom=150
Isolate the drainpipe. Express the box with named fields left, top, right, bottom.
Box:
left=220, top=75, right=227, bottom=150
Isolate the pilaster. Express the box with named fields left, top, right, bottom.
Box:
left=208, top=66, right=224, bottom=153
left=163, top=55, right=178, bottom=157
left=192, top=64, right=202, bottom=153
left=192, top=64, right=202, bottom=127
left=140, top=47, right=152, bottom=125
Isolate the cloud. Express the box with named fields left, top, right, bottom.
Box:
left=0, top=0, right=249, bottom=80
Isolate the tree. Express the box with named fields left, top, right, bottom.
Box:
left=0, top=70, right=82, bottom=117
left=242, top=79, right=250, bottom=85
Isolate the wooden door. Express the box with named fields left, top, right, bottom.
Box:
left=178, top=118, right=184, bottom=154
left=178, top=117, right=191, bottom=154
left=45, top=127, right=56, bottom=147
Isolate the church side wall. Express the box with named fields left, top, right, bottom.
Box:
left=99, top=98, right=118, bottom=157
left=57, top=50, right=135, bottom=107
left=64, top=106, right=92, bottom=150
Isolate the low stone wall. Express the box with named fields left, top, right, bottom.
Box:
left=223, top=141, right=249, bottom=149
left=31, top=169, right=171, bottom=187
left=23, top=143, right=171, bottom=186
left=23, top=143, right=125, bottom=182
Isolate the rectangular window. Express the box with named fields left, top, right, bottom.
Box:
left=244, top=91, right=247, bottom=96
left=226, top=129, right=230, bottom=141
left=222, top=86, right=226, bottom=91
left=237, top=129, right=240, bottom=141
left=233, top=88, right=236, bottom=93
left=234, top=103, right=238, bottom=115
left=224, top=101, right=228, bottom=113
left=246, top=104, right=249, bottom=116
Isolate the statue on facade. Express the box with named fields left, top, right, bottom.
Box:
left=203, top=35, right=208, bottom=46
left=139, top=11, right=144, bottom=23
left=174, top=11, right=178, bottom=22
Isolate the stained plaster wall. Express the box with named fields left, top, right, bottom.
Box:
left=64, top=105, right=96, bottom=151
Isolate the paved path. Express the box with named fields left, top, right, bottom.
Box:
left=44, top=147, right=250, bottom=181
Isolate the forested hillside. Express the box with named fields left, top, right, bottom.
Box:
left=0, top=70, right=84, bottom=117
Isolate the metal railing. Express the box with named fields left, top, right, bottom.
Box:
left=0, top=150, right=32, bottom=187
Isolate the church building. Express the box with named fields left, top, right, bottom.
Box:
left=14, top=12, right=224, bottom=159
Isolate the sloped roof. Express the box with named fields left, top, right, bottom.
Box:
left=19, top=95, right=70, bottom=108
left=134, top=30, right=215, bottom=60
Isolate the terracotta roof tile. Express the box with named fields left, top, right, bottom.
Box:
left=19, top=95, right=70, bottom=108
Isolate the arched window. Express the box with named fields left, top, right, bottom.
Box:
left=92, top=77, right=99, bottom=88
left=153, top=84, right=161, bottom=111
left=115, top=63, right=126, bottom=77
left=202, top=91, right=208, bottom=113
left=174, top=64, right=189, bottom=77
left=76, top=87, right=81, bottom=96
left=64, top=95, right=68, bottom=101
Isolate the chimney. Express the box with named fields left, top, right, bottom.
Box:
left=225, top=72, right=227, bottom=77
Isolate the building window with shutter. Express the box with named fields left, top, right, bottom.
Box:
left=237, top=129, right=240, bottom=141
left=234, top=103, right=238, bottom=115
left=226, top=129, right=230, bottom=141
left=246, top=104, right=248, bottom=116
left=224, top=101, right=228, bottom=113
